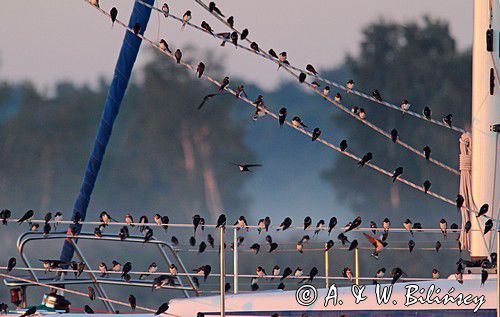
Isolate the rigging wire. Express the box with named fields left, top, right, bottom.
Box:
left=84, top=0, right=497, bottom=222
left=190, top=0, right=467, bottom=134
left=135, top=0, right=460, bottom=176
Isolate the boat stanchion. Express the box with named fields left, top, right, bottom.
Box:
left=220, top=227, right=226, bottom=317
left=354, top=246, right=360, bottom=286
left=233, top=227, right=239, bottom=294
left=324, top=242, right=329, bottom=289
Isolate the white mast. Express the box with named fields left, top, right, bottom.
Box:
left=471, top=0, right=500, bottom=259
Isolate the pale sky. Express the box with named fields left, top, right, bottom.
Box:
left=0, top=0, right=471, bottom=91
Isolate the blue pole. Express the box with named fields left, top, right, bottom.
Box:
left=60, top=0, right=155, bottom=263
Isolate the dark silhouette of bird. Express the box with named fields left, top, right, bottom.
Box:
left=299, top=72, right=306, bottom=83
left=230, top=162, right=262, bottom=172
left=7, top=257, right=16, bottom=272
left=87, top=287, right=95, bottom=301
left=201, top=21, right=214, bottom=34
left=303, top=216, right=312, bottom=230
left=339, top=140, right=348, bottom=151
left=268, top=49, right=278, bottom=58
left=408, top=240, right=415, bottom=253
left=312, top=128, right=321, bottom=141
left=280, top=267, right=292, bottom=281
left=477, top=203, right=489, bottom=217
left=250, top=243, right=260, bottom=254
left=337, top=232, right=349, bottom=245
left=219, top=76, right=230, bottom=91
left=110, top=7, right=118, bottom=26
left=250, top=42, right=259, bottom=51
left=390, top=129, right=398, bottom=143
left=391, top=267, right=405, bottom=284
left=456, top=194, right=465, bottom=211
left=328, top=217, right=337, bottom=235
left=443, top=114, right=453, bottom=127
left=435, top=241, right=442, bottom=252
left=423, top=106, right=432, bottom=120
left=171, top=236, right=179, bottom=246
left=128, top=295, right=136, bottom=310
left=121, top=262, right=132, bottom=279
left=345, top=216, right=362, bottom=233
left=269, top=242, right=278, bottom=253
left=18, top=210, right=34, bottom=225
left=278, top=107, right=287, bottom=127
left=0, top=209, right=11, bottom=225
left=195, top=62, right=205, bottom=78
left=119, top=226, right=129, bottom=241
left=133, top=23, right=140, bottom=35
left=278, top=217, right=292, bottom=231
left=20, top=307, right=37, bottom=317
left=464, top=220, right=472, bottom=233
left=189, top=236, right=196, bottom=247
left=392, top=167, right=403, bottom=182
left=230, top=32, right=238, bottom=47
left=346, top=79, right=354, bottom=92
left=207, top=234, right=215, bottom=248
left=314, top=220, right=325, bottom=235
left=372, top=89, right=382, bottom=101
left=84, top=305, right=94, bottom=314
left=358, top=152, right=373, bottom=166
left=208, top=2, right=224, bottom=16
left=227, top=16, right=234, bottom=27
left=143, top=227, right=153, bottom=243
left=348, top=239, right=358, bottom=251
left=484, top=219, right=493, bottom=234
left=423, top=146, right=431, bottom=160
left=481, top=269, right=488, bottom=286
left=423, top=180, right=431, bottom=193
left=216, top=214, right=226, bottom=228
left=241, top=29, right=249, bottom=40
left=155, top=302, right=170, bottom=315
left=174, top=49, right=182, bottom=64
left=306, top=64, right=317, bottom=75
left=370, top=221, right=377, bottom=234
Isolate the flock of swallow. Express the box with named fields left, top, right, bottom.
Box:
left=0, top=1, right=496, bottom=315
left=2, top=208, right=496, bottom=294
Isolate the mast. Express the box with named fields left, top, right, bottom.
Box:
left=471, top=0, right=500, bottom=259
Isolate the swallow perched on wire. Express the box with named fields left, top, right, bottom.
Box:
left=372, top=89, right=382, bottom=101
left=110, top=7, right=118, bottom=26
left=423, top=146, right=431, bottom=160
left=423, top=180, right=431, bottom=193
left=182, top=11, right=191, bottom=29
left=161, top=3, right=169, bottom=17
left=346, top=79, right=354, bottom=92
left=358, top=152, right=373, bottom=166
left=278, top=107, right=287, bottom=127
left=390, top=129, right=399, bottom=143
left=250, top=42, right=259, bottom=51
left=208, top=2, right=225, bottom=16
left=314, top=219, right=325, bottom=235
left=174, top=49, right=182, bottom=63
left=392, top=167, right=403, bottom=182
left=456, top=194, right=464, bottom=210
left=477, top=203, right=489, bottom=217
left=234, top=85, right=247, bottom=98
left=230, top=32, right=238, bottom=47
left=133, top=23, right=141, bottom=35
left=292, top=116, right=307, bottom=128
left=299, top=72, right=306, bottom=83
left=306, top=64, right=317, bottom=75
left=159, top=39, right=171, bottom=53
left=241, top=29, right=249, bottom=40
left=312, top=128, right=321, bottom=141
left=443, top=114, right=453, bottom=127
left=401, top=99, right=410, bottom=112
left=278, top=217, right=292, bottom=231
left=18, top=210, right=34, bottom=225
left=423, top=106, right=432, bottom=120
left=227, top=16, right=234, bottom=27
left=0, top=209, right=11, bottom=225
left=201, top=21, right=214, bottom=34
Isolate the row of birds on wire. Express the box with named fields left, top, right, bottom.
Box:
left=3, top=209, right=496, bottom=259
left=133, top=0, right=464, bottom=134
left=96, top=0, right=460, bottom=177
left=85, top=0, right=491, bottom=223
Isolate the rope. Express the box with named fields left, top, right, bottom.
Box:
left=84, top=0, right=498, bottom=222
left=0, top=273, right=180, bottom=317
left=135, top=0, right=460, bottom=176
left=191, top=0, right=467, bottom=134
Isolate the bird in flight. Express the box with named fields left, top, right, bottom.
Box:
left=230, top=162, right=262, bottom=172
